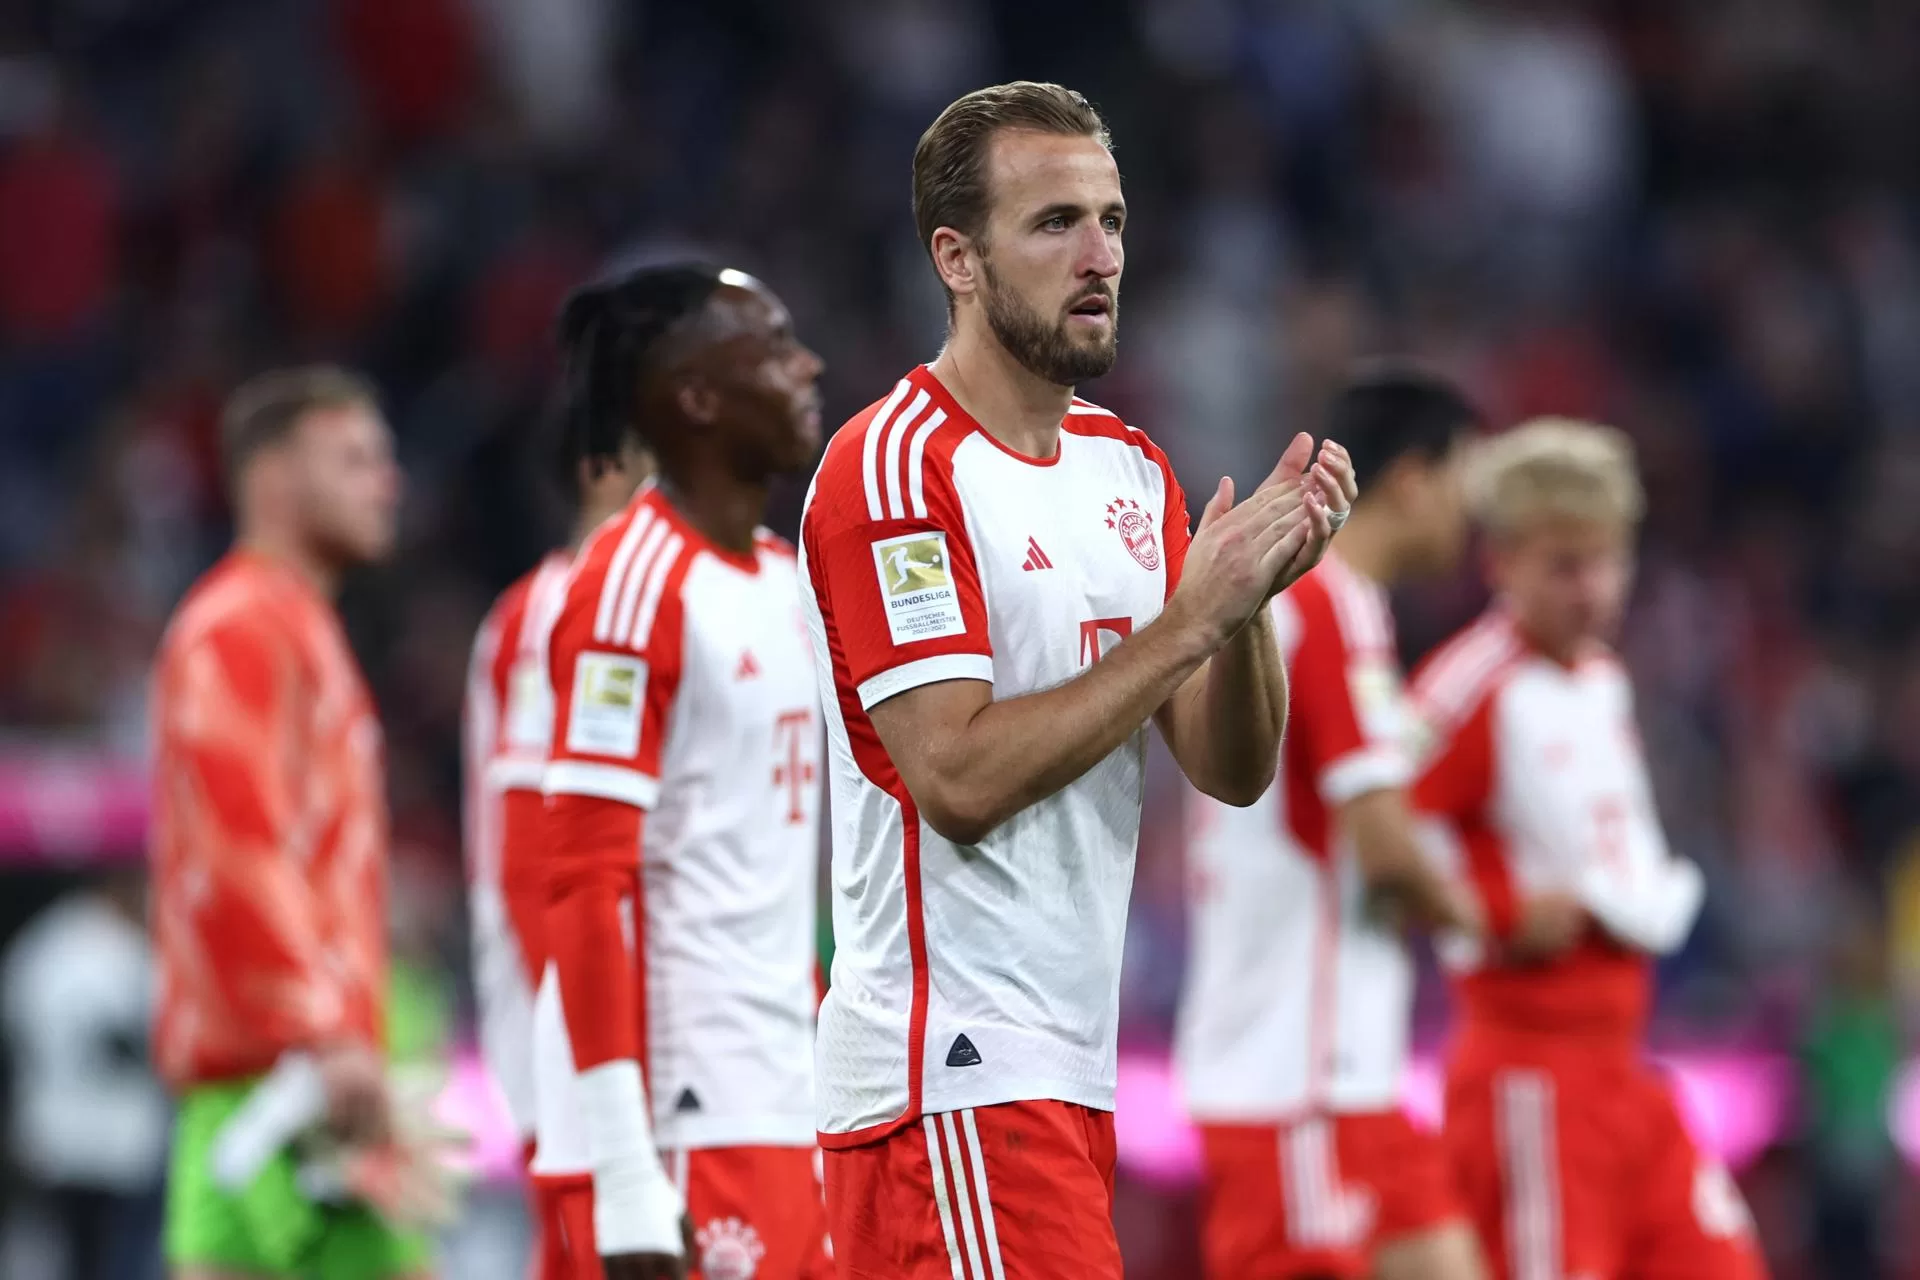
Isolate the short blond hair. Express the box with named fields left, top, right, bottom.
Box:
left=1467, top=417, right=1645, bottom=538
left=221, top=364, right=377, bottom=485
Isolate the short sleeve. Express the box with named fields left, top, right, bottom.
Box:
left=1408, top=689, right=1495, bottom=823
left=544, top=515, right=690, bottom=810
left=1281, top=578, right=1413, bottom=805
left=1409, top=688, right=1516, bottom=939
left=1159, top=468, right=1192, bottom=600
left=804, top=425, right=993, bottom=711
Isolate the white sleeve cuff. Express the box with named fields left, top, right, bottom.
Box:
left=1319, top=746, right=1413, bottom=805
left=486, top=755, right=547, bottom=792
left=208, top=1052, right=329, bottom=1191
left=576, top=1060, right=683, bottom=1258
left=1578, top=857, right=1704, bottom=956
left=858, top=652, right=994, bottom=710
left=545, top=760, right=660, bottom=809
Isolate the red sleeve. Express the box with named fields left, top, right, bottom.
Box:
left=1158, top=456, right=1191, bottom=600
left=461, top=585, right=525, bottom=871
left=541, top=517, right=691, bottom=1071
left=164, top=615, right=352, bottom=1051
left=1282, top=574, right=1412, bottom=805
left=1410, top=690, right=1515, bottom=941
left=460, top=602, right=502, bottom=885
left=804, top=410, right=993, bottom=711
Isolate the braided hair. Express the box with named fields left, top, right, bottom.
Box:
left=552, top=262, right=725, bottom=486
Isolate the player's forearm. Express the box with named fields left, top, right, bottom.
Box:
left=1168, top=608, right=1287, bottom=805
left=199, top=883, right=350, bottom=1053
left=543, top=799, right=645, bottom=1068
left=194, top=854, right=352, bottom=1050
left=1346, top=790, right=1482, bottom=934
left=1578, top=857, right=1704, bottom=956
left=900, top=600, right=1217, bottom=845
left=216, top=967, right=354, bottom=1059
left=177, top=744, right=354, bottom=1049
left=542, top=797, right=683, bottom=1259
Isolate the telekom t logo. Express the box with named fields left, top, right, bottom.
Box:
left=1079, top=617, right=1133, bottom=667
left=773, top=709, right=815, bottom=825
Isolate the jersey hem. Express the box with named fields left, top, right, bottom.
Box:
left=1181, top=1086, right=1411, bottom=1124
left=857, top=652, right=994, bottom=710
left=485, top=754, right=547, bottom=792
left=817, top=1076, right=1117, bottom=1148
left=653, top=1112, right=817, bottom=1149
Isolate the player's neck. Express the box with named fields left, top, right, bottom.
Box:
left=1507, top=608, right=1584, bottom=669
left=1329, top=508, right=1400, bottom=586
left=236, top=526, right=341, bottom=599
left=930, top=324, right=1073, bottom=460
left=570, top=494, right=631, bottom=551
left=656, top=471, right=764, bottom=556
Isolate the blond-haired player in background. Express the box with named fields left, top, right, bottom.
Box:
left=1410, top=420, right=1766, bottom=1280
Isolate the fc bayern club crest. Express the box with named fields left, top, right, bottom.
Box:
left=697, top=1216, right=767, bottom=1280
left=1105, top=496, right=1160, bottom=570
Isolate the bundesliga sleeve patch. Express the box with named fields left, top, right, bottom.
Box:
left=870, top=531, right=966, bottom=644
left=1349, top=658, right=1408, bottom=744
left=567, top=651, right=647, bottom=757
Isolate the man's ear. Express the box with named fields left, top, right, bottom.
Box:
left=673, top=377, right=720, bottom=427
left=931, top=226, right=979, bottom=301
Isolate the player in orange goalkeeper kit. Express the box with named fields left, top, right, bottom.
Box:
left=148, top=366, right=427, bottom=1280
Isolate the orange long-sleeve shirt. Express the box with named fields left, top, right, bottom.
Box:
left=149, top=550, right=389, bottom=1088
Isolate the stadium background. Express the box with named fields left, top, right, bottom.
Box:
left=0, top=0, right=1916, bottom=1276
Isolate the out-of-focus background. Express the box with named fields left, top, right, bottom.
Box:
left=0, top=0, right=1917, bottom=1276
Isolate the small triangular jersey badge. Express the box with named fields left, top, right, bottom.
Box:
left=735, top=650, right=760, bottom=680
left=1020, top=536, right=1053, bottom=572
left=945, top=1034, right=983, bottom=1067
left=674, top=1087, right=702, bottom=1113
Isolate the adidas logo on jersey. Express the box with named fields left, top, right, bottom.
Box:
left=945, top=1034, right=983, bottom=1067
left=735, top=650, right=759, bottom=680
left=1020, top=537, right=1053, bottom=572
left=674, top=1087, right=702, bottom=1113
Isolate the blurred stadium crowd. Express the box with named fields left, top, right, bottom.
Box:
left=1, top=0, right=1918, bottom=1276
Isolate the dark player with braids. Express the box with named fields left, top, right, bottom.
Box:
left=462, top=322, right=654, bottom=1274
left=528, top=263, right=831, bottom=1280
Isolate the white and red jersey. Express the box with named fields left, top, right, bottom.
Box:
left=798, top=364, right=1192, bottom=1146
left=531, top=485, right=822, bottom=1176
left=1177, top=554, right=1418, bottom=1120
left=462, top=551, right=570, bottom=1137
left=1409, top=610, right=1693, bottom=1058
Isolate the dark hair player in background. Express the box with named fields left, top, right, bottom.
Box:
left=462, top=343, right=653, bottom=1274
left=529, top=264, right=832, bottom=1280
left=1178, top=366, right=1490, bottom=1280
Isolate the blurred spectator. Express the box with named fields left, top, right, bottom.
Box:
left=334, top=0, right=477, bottom=148
left=0, top=871, right=166, bottom=1280
left=270, top=140, right=393, bottom=345
left=0, top=82, right=116, bottom=344
left=1798, top=897, right=1901, bottom=1280
left=469, top=0, right=616, bottom=153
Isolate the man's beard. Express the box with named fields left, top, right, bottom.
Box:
left=981, top=261, right=1118, bottom=387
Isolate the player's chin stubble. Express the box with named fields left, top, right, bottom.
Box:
left=982, top=266, right=1118, bottom=387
